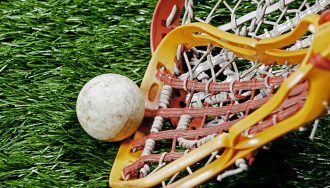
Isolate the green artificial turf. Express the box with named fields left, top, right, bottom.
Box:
left=0, top=0, right=329, bottom=187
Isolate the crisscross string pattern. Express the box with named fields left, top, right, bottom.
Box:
left=122, top=0, right=329, bottom=186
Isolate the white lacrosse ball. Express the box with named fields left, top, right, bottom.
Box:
left=76, top=73, right=145, bottom=142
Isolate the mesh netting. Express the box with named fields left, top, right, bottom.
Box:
left=121, top=0, right=329, bottom=186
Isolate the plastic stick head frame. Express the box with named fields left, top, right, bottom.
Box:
left=110, top=13, right=330, bottom=188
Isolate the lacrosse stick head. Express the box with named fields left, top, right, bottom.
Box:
left=109, top=10, right=330, bottom=187
left=147, top=1, right=330, bottom=177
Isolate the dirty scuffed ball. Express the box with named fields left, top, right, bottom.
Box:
left=76, top=74, right=145, bottom=142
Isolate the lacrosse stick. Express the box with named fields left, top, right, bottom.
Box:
left=109, top=12, right=330, bottom=187
left=110, top=0, right=329, bottom=185
left=148, top=0, right=329, bottom=183
left=150, top=0, right=329, bottom=142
